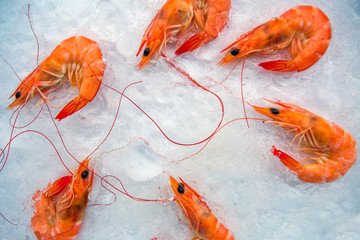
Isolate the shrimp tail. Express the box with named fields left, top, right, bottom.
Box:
left=259, top=60, right=297, bottom=72
left=55, top=95, right=89, bottom=120
left=271, top=145, right=302, bottom=172
left=175, top=31, right=212, bottom=55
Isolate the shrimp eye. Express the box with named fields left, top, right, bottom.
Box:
left=230, top=48, right=239, bottom=56
left=270, top=108, right=280, bottom=115
left=177, top=183, right=185, bottom=194
left=81, top=170, right=89, bottom=179
left=143, top=48, right=150, bottom=56
left=15, top=91, right=21, bottom=99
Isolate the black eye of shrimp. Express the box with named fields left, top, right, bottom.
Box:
left=15, top=91, right=21, bottom=99
left=270, top=108, right=280, bottom=115
left=230, top=48, right=239, bottom=56
left=143, top=48, right=150, bottom=56
left=81, top=170, right=89, bottom=179
left=177, top=183, right=185, bottom=194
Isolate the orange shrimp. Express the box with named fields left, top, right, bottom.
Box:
left=31, top=158, right=94, bottom=240
left=8, top=35, right=106, bottom=120
left=169, top=176, right=234, bottom=240
left=220, top=5, right=331, bottom=72
left=137, top=0, right=194, bottom=69
left=250, top=99, right=357, bottom=183
left=137, top=0, right=231, bottom=69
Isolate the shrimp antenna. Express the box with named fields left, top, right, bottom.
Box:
left=26, top=4, right=40, bottom=66
left=0, top=55, right=22, bottom=82
left=240, top=57, right=249, bottom=128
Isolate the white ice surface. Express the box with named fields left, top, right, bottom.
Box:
left=0, top=0, right=360, bottom=239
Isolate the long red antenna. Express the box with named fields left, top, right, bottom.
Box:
left=27, top=4, right=40, bottom=66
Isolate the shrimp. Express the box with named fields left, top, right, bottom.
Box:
left=250, top=99, right=357, bottom=183
left=31, top=158, right=94, bottom=239
left=137, top=0, right=194, bottom=69
left=219, top=6, right=331, bottom=72
left=169, top=176, right=234, bottom=240
left=137, top=0, right=231, bottom=69
left=8, top=35, right=106, bottom=120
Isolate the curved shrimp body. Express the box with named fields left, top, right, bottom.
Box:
left=169, top=176, right=234, bottom=240
left=137, top=0, right=194, bottom=69
left=31, top=158, right=94, bottom=239
left=250, top=99, right=357, bottom=183
left=174, top=0, right=231, bottom=55
left=220, top=6, right=331, bottom=72
left=8, top=35, right=105, bottom=120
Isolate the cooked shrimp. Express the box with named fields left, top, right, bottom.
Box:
left=31, top=158, right=94, bottom=240
left=174, top=0, right=231, bottom=55
left=169, top=176, right=234, bottom=239
left=8, top=35, right=106, bottom=120
left=250, top=99, right=357, bottom=183
left=137, top=0, right=231, bottom=69
left=220, top=5, right=331, bottom=72
left=137, top=0, right=194, bottom=69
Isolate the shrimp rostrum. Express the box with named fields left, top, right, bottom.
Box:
left=8, top=35, right=105, bottom=120
left=220, top=6, right=331, bottom=72
left=250, top=99, right=357, bottom=183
